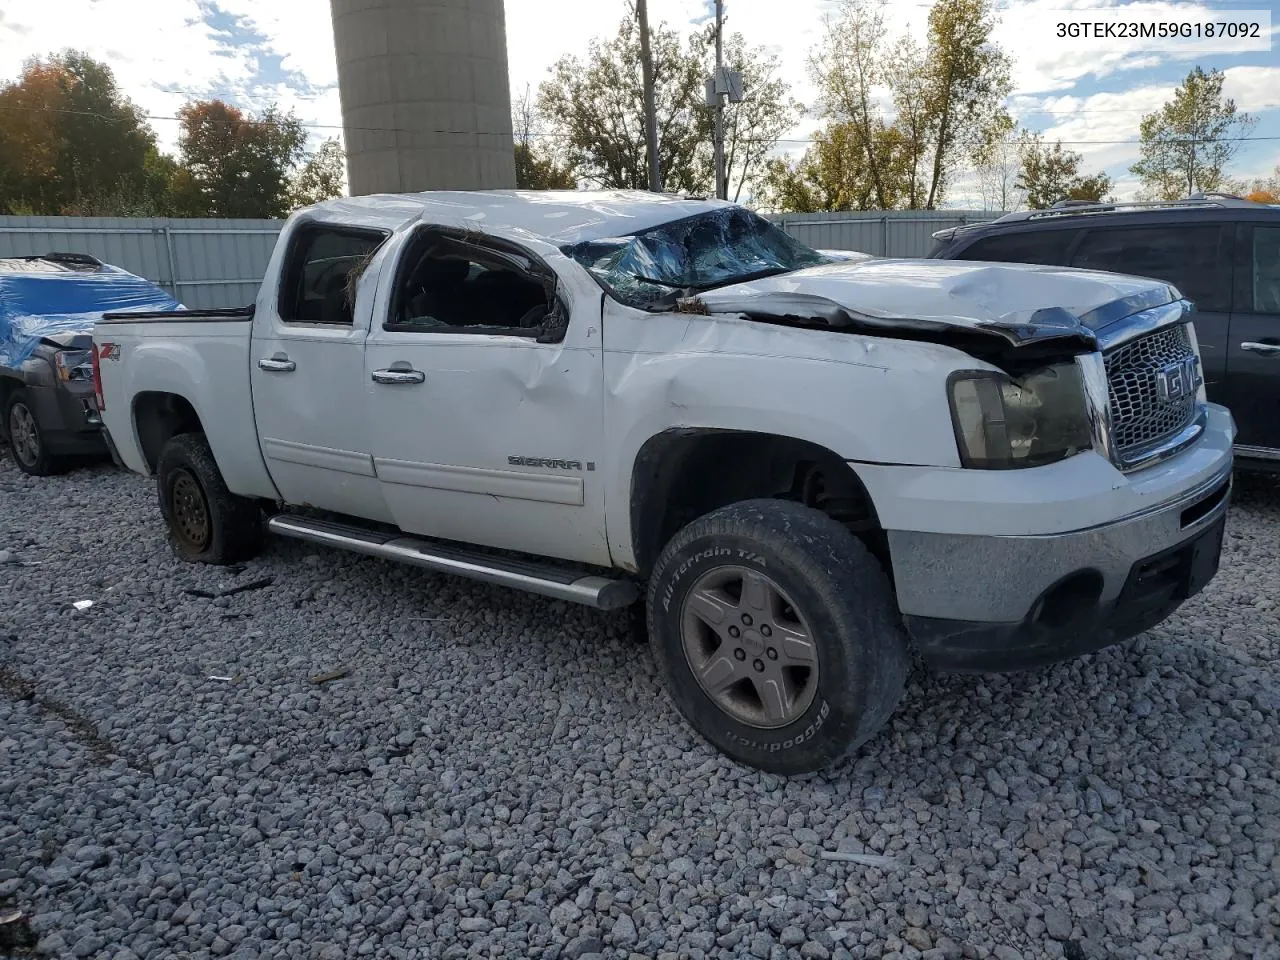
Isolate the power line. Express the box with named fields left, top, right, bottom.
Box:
left=3, top=103, right=1277, bottom=149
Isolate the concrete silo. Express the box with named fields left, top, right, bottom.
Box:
left=330, top=0, right=517, bottom=194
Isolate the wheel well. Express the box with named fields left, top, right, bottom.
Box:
left=134, top=392, right=202, bottom=471
left=629, top=429, right=883, bottom=577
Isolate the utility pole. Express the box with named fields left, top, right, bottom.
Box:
left=713, top=0, right=726, bottom=200
left=637, top=0, right=662, bottom=192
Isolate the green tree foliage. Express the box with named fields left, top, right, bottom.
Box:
left=772, top=0, right=1011, bottom=212
left=1016, top=132, right=1113, bottom=209
left=170, top=100, right=308, bottom=218
left=0, top=51, right=171, bottom=215
left=1130, top=67, right=1256, bottom=201
left=536, top=13, right=801, bottom=198
left=290, top=138, right=348, bottom=208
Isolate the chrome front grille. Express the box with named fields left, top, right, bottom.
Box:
left=1104, top=323, right=1200, bottom=460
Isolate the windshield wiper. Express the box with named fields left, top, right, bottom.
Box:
left=686, top=266, right=795, bottom=292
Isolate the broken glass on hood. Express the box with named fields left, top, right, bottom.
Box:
left=564, top=206, right=831, bottom=309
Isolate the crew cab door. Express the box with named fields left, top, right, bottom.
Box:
left=250, top=221, right=395, bottom=522
left=363, top=228, right=610, bottom=566
left=1225, top=222, right=1280, bottom=452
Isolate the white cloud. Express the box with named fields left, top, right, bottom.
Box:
left=0, top=0, right=257, bottom=151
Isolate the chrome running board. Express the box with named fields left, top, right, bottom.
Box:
left=268, top=514, right=639, bottom=611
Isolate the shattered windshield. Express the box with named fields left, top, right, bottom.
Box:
left=564, top=207, right=831, bottom=309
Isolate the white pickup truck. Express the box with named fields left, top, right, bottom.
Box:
left=92, top=190, right=1235, bottom=774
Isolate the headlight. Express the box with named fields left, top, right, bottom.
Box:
left=54, top=349, right=93, bottom=382
left=948, top=362, right=1093, bottom=469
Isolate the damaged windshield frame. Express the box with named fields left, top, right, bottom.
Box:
left=563, top=207, right=832, bottom=311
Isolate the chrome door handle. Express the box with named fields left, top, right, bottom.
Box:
left=372, top=368, right=426, bottom=385
left=1240, top=341, right=1280, bottom=357
left=258, top=357, right=296, bottom=372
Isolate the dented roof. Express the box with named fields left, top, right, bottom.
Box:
left=305, top=190, right=734, bottom=245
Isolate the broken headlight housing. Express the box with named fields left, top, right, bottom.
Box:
left=54, top=349, right=94, bottom=382
left=948, top=362, right=1093, bottom=469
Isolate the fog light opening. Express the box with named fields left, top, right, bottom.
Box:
left=1034, top=570, right=1104, bottom=630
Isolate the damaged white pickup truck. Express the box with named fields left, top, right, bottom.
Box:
left=92, top=191, right=1234, bottom=774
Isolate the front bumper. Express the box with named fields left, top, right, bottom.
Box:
left=25, top=380, right=106, bottom=456
left=869, top=403, right=1235, bottom=672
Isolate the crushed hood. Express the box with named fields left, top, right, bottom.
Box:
left=690, top=258, right=1183, bottom=365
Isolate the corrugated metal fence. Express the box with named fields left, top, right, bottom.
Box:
left=771, top=209, right=1001, bottom=257
left=0, top=215, right=282, bottom=309
left=0, top=210, right=1003, bottom=309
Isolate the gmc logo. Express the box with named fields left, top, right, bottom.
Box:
left=1156, top=356, right=1200, bottom=402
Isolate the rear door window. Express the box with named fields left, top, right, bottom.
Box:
left=1251, top=225, right=1280, bottom=313
left=1070, top=225, right=1228, bottom=311
left=955, top=229, right=1079, bottom=265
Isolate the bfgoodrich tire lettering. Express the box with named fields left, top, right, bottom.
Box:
left=647, top=499, right=909, bottom=774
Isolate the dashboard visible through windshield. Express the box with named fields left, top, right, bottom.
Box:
left=564, top=207, right=831, bottom=309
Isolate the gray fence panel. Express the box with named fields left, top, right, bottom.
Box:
left=768, top=210, right=1003, bottom=257
left=0, top=216, right=284, bottom=309
left=0, top=209, right=1003, bottom=311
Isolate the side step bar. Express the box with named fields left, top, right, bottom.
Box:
left=267, top=515, right=640, bottom=611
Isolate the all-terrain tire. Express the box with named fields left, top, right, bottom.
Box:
left=4, top=389, right=66, bottom=477
left=646, top=498, right=909, bottom=775
left=156, top=432, right=264, bottom=564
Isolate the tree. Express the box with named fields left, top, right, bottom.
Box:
left=1016, top=133, right=1113, bottom=209
left=1229, top=164, right=1279, bottom=204
left=756, top=123, right=889, bottom=212
left=920, top=0, right=1013, bottom=208
left=972, top=117, right=1023, bottom=212
left=170, top=100, right=308, bottom=218
left=806, top=0, right=1011, bottom=210
left=0, top=51, right=170, bottom=215
left=538, top=15, right=706, bottom=192
left=1130, top=67, right=1257, bottom=201
left=692, top=29, right=805, bottom=203
left=290, top=139, right=347, bottom=208
left=536, top=13, right=800, bottom=198
left=512, top=85, right=576, bottom=190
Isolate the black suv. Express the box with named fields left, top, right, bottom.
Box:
left=929, top=196, right=1280, bottom=469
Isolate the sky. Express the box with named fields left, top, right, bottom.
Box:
left=0, top=0, right=1277, bottom=207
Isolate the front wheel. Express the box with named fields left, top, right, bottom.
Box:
left=646, top=499, right=909, bottom=775
left=5, top=389, right=64, bottom=477
left=156, top=433, right=263, bottom=564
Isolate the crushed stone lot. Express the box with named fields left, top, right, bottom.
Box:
left=1, top=456, right=1278, bottom=960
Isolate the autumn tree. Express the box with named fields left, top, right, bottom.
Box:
left=756, top=123, right=900, bottom=212
left=290, top=139, right=347, bottom=208
left=170, top=100, right=307, bottom=218
left=796, top=0, right=1011, bottom=211
left=512, top=85, right=576, bottom=190
left=1130, top=67, right=1256, bottom=201
left=1016, top=133, right=1112, bottom=209
left=972, top=116, right=1023, bottom=212
left=0, top=51, right=170, bottom=215
left=1228, top=164, right=1279, bottom=204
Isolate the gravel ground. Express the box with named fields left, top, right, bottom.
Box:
left=1, top=453, right=1278, bottom=960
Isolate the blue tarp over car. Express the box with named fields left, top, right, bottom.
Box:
left=0, top=257, right=181, bottom=369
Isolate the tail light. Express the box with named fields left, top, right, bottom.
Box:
left=91, top=343, right=105, bottom=411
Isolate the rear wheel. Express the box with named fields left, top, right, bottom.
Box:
left=647, top=499, right=909, bottom=774
left=156, top=433, right=263, bottom=564
left=4, top=389, right=64, bottom=477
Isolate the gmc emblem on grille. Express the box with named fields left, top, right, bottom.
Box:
left=1156, top=356, right=1200, bottom=402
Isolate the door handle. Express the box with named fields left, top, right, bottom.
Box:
left=1240, top=341, right=1280, bottom=357
left=372, top=368, right=426, bottom=385
left=258, top=356, right=296, bottom=372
